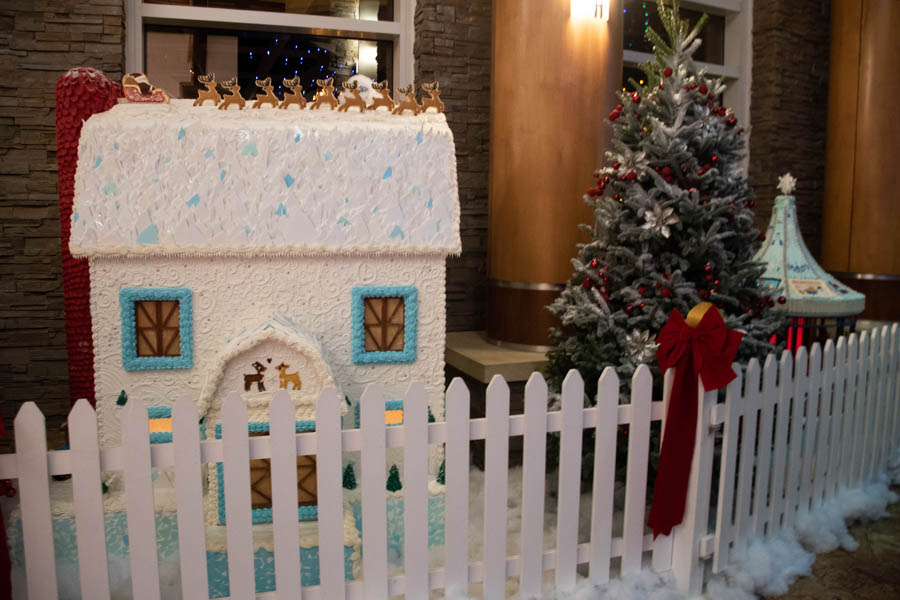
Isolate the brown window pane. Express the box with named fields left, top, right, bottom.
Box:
left=363, top=296, right=405, bottom=352
left=144, top=0, right=395, bottom=22
left=134, top=300, right=181, bottom=357
left=248, top=431, right=318, bottom=510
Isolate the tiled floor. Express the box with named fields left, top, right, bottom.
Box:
left=769, top=490, right=900, bottom=599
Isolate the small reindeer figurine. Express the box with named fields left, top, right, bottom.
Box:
left=337, top=80, right=366, bottom=113
left=309, top=78, right=339, bottom=110
left=392, top=84, right=419, bottom=115
left=275, top=362, right=302, bottom=390
left=370, top=80, right=394, bottom=112
left=252, top=77, right=279, bottom=109
left=420, top=82, right=444, bottom=113
left=278, top=77, right=306, bottom=110
left=193, top=73, right=221, bottom=107
left=218, top=78, right=246, bottom=110
left=243, top=361, right=267, bottom=392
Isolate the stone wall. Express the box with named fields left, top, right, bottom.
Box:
left=0, top=0, right=125, bottom=442
left=414, top=0, right=492, bottom=332
left=749, top=0, right=831, bottom=257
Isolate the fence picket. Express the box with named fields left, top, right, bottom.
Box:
left=862, top=329, right=881, bottom=480
left=621, top=365, right=652, bottom=576
left=797, top=344, right=822, bottom=515
left=221, top=393, right=254, bottom=599
left=589, top=368, right=619, bottom=584
left=735, top=359, right=761, bottom=540
left=68, top=399, right=111, bottom=600
left=360, top=384, right=389, bottom=599
left=840, top=334, right=859, bottom=489
left=316, top=388, right=346, bottom=600
left=826, top=337, right=848, bottom=500
left=122, top=400, right=161, bottom=600
left=713, top=365, right=743, bottom=572
left=269, top=391, right=302, bottom=599
left=519, top=373, right=548, bottom=599
left=403, top=382, right=429, bottom=599
left=651, top=368, right=676, bottom=572
left=850, top=332, right=870, bottom=487
left=753, top=356, right=777, bottom=536
left=783, top=346, right=808, bottom=528
left=871, top=327, right=890, bottom=475
left=812, top=341, right=835, bottom=508
left=15, top=403, right=58, bottom=600
left=881, top=326, right=898, bottom=470
left=444, top=378, right=470, bottom=598
left=768, top=350, right=793, bottom=533
left=483, top=375, right=511, bottom=599
left=172, top=395, right=209, bottom=600
left=889, top=325, right=900, bottom=458
left=556, top=370, right=584, bottom=590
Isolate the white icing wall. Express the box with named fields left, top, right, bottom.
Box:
left=90, top=254, right=447, bottom=449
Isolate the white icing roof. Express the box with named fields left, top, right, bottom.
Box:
left=70, top=100, right=460, bottom=256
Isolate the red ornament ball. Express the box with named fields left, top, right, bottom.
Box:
left=711, top=155, right=719, bottom=163
left=612, top=161, right=620, bottom=169
left=590, top=258, right=599, bottom=269
left=661, top=166, right=673, bottom=176
left=625, top=305, right=634, bottom=314
left=689, top=82, right=697, bottom=90
left=663, top=67, right=673, bottom=77
left=582, top=278, right=592, bottom=289
left=698, top=85, right=708, bottom=95
left=727, top=117, right=738, bottom=127
left=663, top=273, right=672, bottom=280
left=661, top=288, right=674, bottom=298
left=659, top=82, right=664, bottom=90
left=609, top=109, right=621, bottom=122
left=699, top=289, right=709, bottom=299
left=704, top=264, right=713, bottom=272
left=625, top=170, right=637, bottom=181
left=631, top=92, right=641, bottom=104
left=778, top=296, right=787, bottom=304
left=705, top=273, right=714, bottom=281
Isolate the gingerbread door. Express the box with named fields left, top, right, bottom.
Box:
left=249, top=432, right=318, bottom=509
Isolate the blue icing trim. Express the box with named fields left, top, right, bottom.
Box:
left=382, top=166, right=392, bottom=179
left=204, top=148, right=214, bottom=158
left=220, top=169, right=226, bottom=181
left=113, top=141, right=119, bottom=149
left=350, top=285, right=418, bottom=364
left=186, top=194, right=199, bottom=207
left=137, top=224, right=159, bottom=245
left=416, top=130, right=423, bottom=144
left=294, top=134, right=301, bottom=142
left=324, top=151, right=333, bottom=161
left=337, top=216, right=350, bottom=226
left=149, top=432, right=172, bottom=444
left=284, top=173, right=295, bottom=188
left=120, top=287, right=193, bottom=371
left=436, top=219, right=441, bottom=232
left=241, top=141, right=259, bottom=156
left=275, top=203, right=287, bottom=216
left=93, top=156, right=102, bottom=168
left=389, top=226, right=404, bottom=240
left=177, top=127, right=185, bottom=140
left=245, top=225, right=251, bottom=235
left=73, top=212, right=78, bottom=223
left=426, top=197, right=433, bottom=209
left=147, top=406, right=172, bottom=418
left=102, top=181, right=119, bottom=196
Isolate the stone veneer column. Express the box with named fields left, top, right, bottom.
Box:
left=0, top=0, right=125, bottom=444
left=486, top=0, right=623, bottom=348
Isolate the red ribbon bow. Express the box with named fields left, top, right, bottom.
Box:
left=647, top=304, right=743, bottom=538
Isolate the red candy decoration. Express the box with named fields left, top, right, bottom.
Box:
left=56, top=68, right=121, bottom=408
left=663, top=67, right=673, bottom=77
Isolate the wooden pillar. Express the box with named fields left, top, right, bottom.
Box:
left=487, top=0, right=623, bottom=348
left=822, top=0, right=900, bottom=320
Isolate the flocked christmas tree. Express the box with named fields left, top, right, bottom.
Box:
left=546, top=0, right=784, bottom=401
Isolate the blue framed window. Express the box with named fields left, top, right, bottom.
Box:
left=215, top=421, right=318, bottom=525
left=351, top=285, right=418, bottom=364
left=120, top=287, right=193, bottom=371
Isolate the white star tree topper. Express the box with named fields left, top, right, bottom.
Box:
left=777, top=173, right=797, bottom=195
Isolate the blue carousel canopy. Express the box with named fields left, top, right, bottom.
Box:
left=754, top=174, right=865, bottom=317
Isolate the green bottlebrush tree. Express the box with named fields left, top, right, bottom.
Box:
left=386, top=464, right=402, bottom=492
left=546, top=0, right=784, bottom=404
left=342, top=463, right=357, bottom=490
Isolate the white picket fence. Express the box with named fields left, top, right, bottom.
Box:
left=2, top=323, right=899, bottom=599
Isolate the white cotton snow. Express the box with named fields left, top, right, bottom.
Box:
left=711, top=532, right=815, bottom=597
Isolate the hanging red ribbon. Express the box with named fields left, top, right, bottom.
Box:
left=647, top=303, right=743, bottom=538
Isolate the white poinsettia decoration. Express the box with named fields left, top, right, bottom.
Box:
left=625, top=329, right=658, bottom=364
left=641, top=204, right=680, bottom=238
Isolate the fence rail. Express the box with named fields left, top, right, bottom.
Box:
left=4, top=324, right=899, bottom=599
